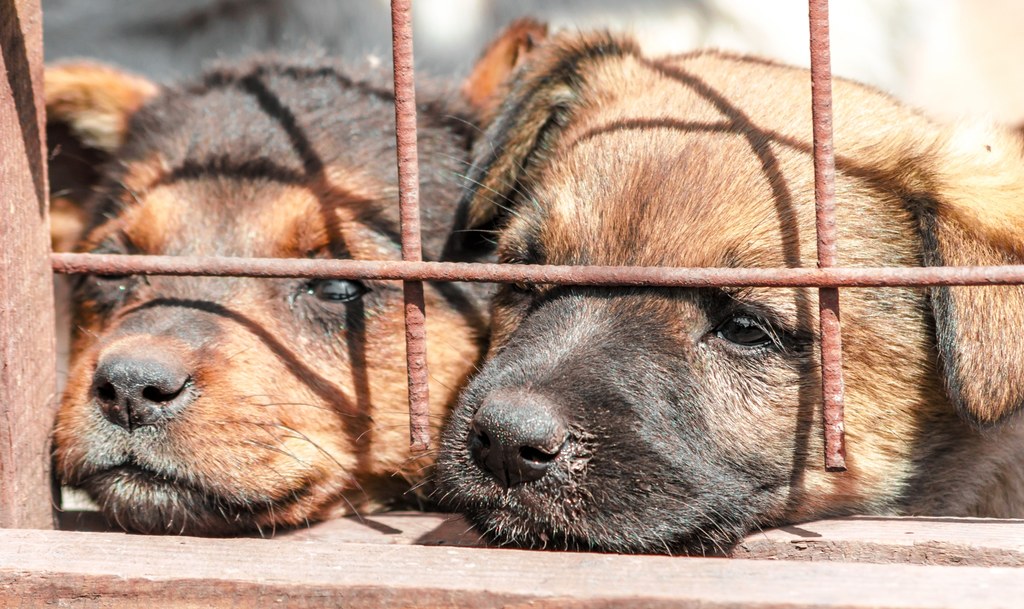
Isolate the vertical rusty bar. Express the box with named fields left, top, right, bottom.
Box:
left=0, top=0, right=59, bottom=528
left=808, top=0, right=847, bottom=471
left=391, top=0, right=431, bottom=452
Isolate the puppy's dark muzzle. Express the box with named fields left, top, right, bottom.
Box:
left=93, top=349, right=195, bottom=431
left=468, top=390, right=567, bottom=487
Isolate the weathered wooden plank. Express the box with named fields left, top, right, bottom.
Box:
left=267, top=513, right=1024, bottom=568
left=267, top=510, right=484, bottom=546
left=0, top=0, right=57, bottom=530
left=58, top=509, right=1024, bottom=568
left=1, top=527, right=1023, bottom=608
left=733, top=516, right=1024, bottom=566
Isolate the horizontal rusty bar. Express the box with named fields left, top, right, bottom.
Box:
left=52, top=253, right=1024, bottom=289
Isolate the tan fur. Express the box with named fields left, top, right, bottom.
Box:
left=454, top=32, right=1024, bottom=532
left=45, top=61, right=158, bottom=153
left=50, top=197, right=86, bottom=253
left=461, top=18, right=549, bottom=124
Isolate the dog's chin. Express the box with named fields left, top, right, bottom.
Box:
left=460, top=501, right=622, bottom=553
left=438, top=404, right=771, bottom=555
left=438, top=445, right=751, bottom=555
left=451, top=484, right=743, bottom=556
left=80, top=463, right=272, bottom=536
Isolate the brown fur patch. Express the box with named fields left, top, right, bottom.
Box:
left=48, top=56, right=491, bottom=535
left=45, top=62, right=158, bottom=153
left=461, top=18, right=549, bottom=123
left=437, top=29, right=1024, bottom=554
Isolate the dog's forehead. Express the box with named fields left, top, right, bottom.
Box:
left=86, top=61, right=470, bottom=260
left=524, top=122, right=813, bottom=270
left=93, top=157, right=401, bottom=261
left=503, top=52, right=834, bottom=270
left=510, top=50, right=926, bottom=271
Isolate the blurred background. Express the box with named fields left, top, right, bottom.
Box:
left=41, top=0, right=1024, bottom=123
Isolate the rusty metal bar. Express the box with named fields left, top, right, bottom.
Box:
left=51, top=253, right=1024, bottom=288
left=809, top=0, right=846, bottom=471
left=390, top=0, right=431, bottom=452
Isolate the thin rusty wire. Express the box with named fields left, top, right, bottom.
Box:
left=51, top=253, right=1024, bottom=288
left=809, top=0, right=846, bottom=472
left=390, top=0, right=430, bottom=453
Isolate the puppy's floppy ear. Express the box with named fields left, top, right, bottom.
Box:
left=45, top=61, right=157, bottom=251
left=443, top=31, right=640, bottom=260
left=908, top=125, right=1024, bottom=426
left=461, top=18, right=548, bottom=122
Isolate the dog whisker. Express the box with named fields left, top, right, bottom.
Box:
left=242, top=438, right=311, bottom=468
left=453, top=170, right=525, bottom=221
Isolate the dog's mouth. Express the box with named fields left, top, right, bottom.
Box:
left=84, top=458, right=211, bottom=501
left=453, top=485, right=744, bottom=556
left=75, top=457, right=295, bottom=536
left=438, top=410, right=752, bottom=555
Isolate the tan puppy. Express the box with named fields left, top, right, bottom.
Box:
left=436, top=29, right=1024, bottom=554
left=44, top=41, right=544, bottom=535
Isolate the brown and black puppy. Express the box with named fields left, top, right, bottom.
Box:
left=436, top=30, right=1024, bottom=554
left=44, top=36, right=539, bottom=536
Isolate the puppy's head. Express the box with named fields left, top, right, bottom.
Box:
left=437, top=31, right=1024, bottom=554
left=46, top=52, right=517, bottom=534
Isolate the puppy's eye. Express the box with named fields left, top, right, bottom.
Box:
left=716, top=315, right=773, bottom=347
left=92, top=273, right=132, bottom=285
left=499, top=256, right=533, bottom=294
left=87, top=243, right=133, bottom=284
left=307, top=279, right=367, bottom=303
left=84, top=271, right=137, bottom=294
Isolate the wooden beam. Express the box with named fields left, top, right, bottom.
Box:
left=733, top=515, right=1024, bottom=566
left=255, top=512, right=1024, bottom=567
left=0, top=0, right=57, bottom=530
left=60, top=510, right=1024, bottom=568
left=3, top=526, right=1024, bottom=608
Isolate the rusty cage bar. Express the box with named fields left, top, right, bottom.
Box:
left=808, top=0, right=846, bottom=471
left=6, top=0, right=1024, bottom=529
left=390, top=0, right=431, bottom=452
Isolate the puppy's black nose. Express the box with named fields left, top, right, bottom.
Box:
left=92, top=349, right=194, bottom=431
left=469, top=391, right=567, bottom=487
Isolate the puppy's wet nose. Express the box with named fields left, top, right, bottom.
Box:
left=92, top=349, right=194, bottom=431
left=469, top=392, right=567, bottom=487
